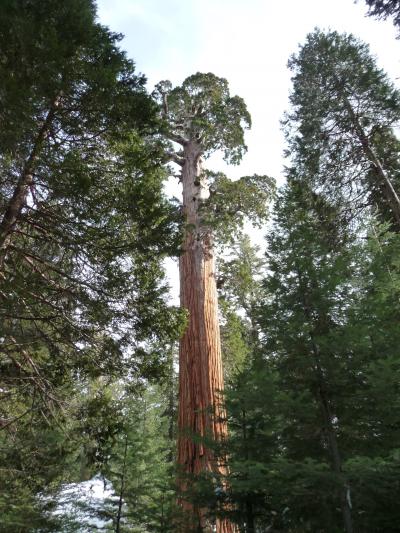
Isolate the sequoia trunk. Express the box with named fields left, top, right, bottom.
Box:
left=177, top=141, right=233, bottom=532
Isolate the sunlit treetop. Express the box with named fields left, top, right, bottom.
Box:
left=153, top=72, right=251, bottom=164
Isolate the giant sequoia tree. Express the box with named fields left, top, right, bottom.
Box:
left=154, top=73, right=271, bottom=531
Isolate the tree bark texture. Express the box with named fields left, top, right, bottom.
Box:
left=177, top=141, right=234, bottom=532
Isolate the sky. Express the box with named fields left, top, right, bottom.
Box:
left=96, top=0, right=400, bottom=184
left=95, top=0, right=400, bottom=297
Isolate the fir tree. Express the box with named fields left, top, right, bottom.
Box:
left=0, top=1, right=183, bottom=527
left=286, top=29, right=400, bottom=230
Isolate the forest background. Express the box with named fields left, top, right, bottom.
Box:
left=1, top=0, right=400, bottom=532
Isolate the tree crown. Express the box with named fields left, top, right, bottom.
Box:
left=154, top=72, right=251, bottom=164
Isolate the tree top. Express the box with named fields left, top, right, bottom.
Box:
left=153, top=72, right=251, bottom=165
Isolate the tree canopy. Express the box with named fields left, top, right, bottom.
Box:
left=1, top=4, right=400, bottom=533
left=154, top=72, right=251, bottom=164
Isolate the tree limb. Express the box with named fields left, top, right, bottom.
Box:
left=165, top=151, right=184, bottom=166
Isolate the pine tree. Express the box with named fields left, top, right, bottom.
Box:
left=0, top=1, right=183, bottom=526
left=286, top=29, right=400, bottom=230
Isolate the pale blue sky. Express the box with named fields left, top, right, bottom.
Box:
left=97, top=0, right=400, bottom=184
left=96, top=0, right=400, bottom=298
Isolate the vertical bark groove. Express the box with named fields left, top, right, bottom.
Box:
left=177, top=142, right=234, bottom=532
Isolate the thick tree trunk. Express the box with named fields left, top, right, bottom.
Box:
left=177, top=141, right=234, bottom=532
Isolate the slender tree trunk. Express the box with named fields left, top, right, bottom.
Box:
left=177, top=141, right=234, bottom=532
left=116, top=435, right=128, bottom=533
left=0, top=95, right=61, bottom=263
left=342, top=95, right=400, bottom=227
left=298, top=272, right=353, bottom=533
left=316, top=378, right=353, bottom=533
left=241, top=408, right=255, bottom=533
left=309, top=333, right=353, bottom=533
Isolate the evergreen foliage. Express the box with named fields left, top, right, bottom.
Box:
left=285, top=29, right=400, bottom=229
left=363, top=0, right=400, bottom=29
left=153, top=72, right=251, bottom=164
left=0, top=1, right=183, bottom=528
left=1, top=2, right=400, bottom=532
left=202, top=30, right=400, bottom=533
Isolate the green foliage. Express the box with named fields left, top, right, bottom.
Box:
left=0, top=0, right=155, bottom=159
left=0, top=409, right=80, bottom=532
left=154, top=72, right=251, bottom=164
left=2, top=4, right=400, bottom=533
left=345, top=451, right=400, bottom=532
left=203, top=178, right=400, bottom=532
left=154, top=73, right=274, bottom=256
left=285, top=29, right=400, bottom=228
left=219, top=301, right=251, bottom=378
left=200, top=34, right=400, bottom=524
left=364, top=0, right=400, bottom=29
left=105, top=378, right=179, bottom=532
left=200, top=172, right=275, bottom=245
left=216, top=236, right=265, bottom=378
left=0, top=1, right=183, bottom=528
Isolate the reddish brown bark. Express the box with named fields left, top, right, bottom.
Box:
left=177, top=142, right=235, bottom=532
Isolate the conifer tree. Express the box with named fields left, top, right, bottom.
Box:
left=154, top=73, right=272, bottom=532
left=107, top=383, right=178, bottom=532
left=217, top=235, right=264, bottom=379
left=262, top=178, right=356, bottom=532
left=0, top=1, right=183, bottom=526
left=286, top=30, right=400, bottom=230
left=211, top=31, right=400, bottom=532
